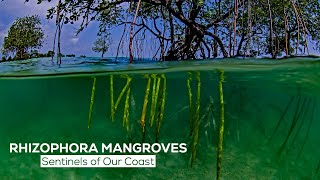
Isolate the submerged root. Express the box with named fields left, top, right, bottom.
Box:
left=156, top=74, right=167, bottom=142
left=115, top=75, right=132, bottom=109
left=202, top=97, right=215, bottom=146
left=297, top=100, right=316, bottom=159
left=112, top=75, right=132, bottom=121
left=110, top=75, right=114, bottom=121
left=269, top=96, right=295, bottom=143
left=149, top=75, right=157, bottom=126
left=286, top=97, right=311, bottom=155
left=191, top=72, right=201, bottom=167
left=278, top=96, right=307, bottom=156
left=217, top=70, right=225, bottom=180
left=123, top=87, right=131, bottom=132
left=88, top=77, right=97, bottom=129
left=187, top=72, right=194, bottom=136
left=149, top=75, right=161, bottom=127
left=141, top=75, right=151, bottom=142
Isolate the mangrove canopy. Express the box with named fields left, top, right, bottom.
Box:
left=1, top=15, right=45, bottom=60
left=18, top=0, right=320, bottom=61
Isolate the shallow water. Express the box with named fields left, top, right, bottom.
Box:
left=0, top=57, right=320, bottom=179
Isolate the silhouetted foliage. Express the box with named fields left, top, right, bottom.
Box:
left=92, top=32, right=112, bottom=57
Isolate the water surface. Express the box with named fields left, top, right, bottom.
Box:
left=0, top=57, right=319, bottom=179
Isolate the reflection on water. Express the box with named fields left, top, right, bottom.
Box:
left=0, top=58, right=319, bottom=179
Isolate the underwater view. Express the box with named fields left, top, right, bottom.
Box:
left=0, top=57, right=319, bottom=179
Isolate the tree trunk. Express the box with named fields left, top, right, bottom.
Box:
left=287, top=31, right=291, bottom=55
left=57, top=24, right=62, bottom=64
left=236, top=32, right=245, bottom=56
left=229, top=26, right=232, bottom=57
left=129, top=0, right=142, bottom=64
left=267, top=0, right=276, bottom=58
left=169, top=11, right=174, bottom=59
left=213, top=25, right=218, bottom=58
left=56, top=0, right=62, bottom=64
left=52, top=28, right=58, bottom=61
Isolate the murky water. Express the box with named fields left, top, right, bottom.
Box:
left=0, top=57, right=319, bottom=179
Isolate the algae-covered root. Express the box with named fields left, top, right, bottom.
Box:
left=123, top=87, right=131, bottom=132
left=110, top=75, right=115, bottom=121
left=217, top=70, right=225, bottom=180
left=88, top=77, right=97, bottom=129
left=111, top=75, right=132, bottom=121
left=155, top=74, right=167, bottom=142
left=187, top=72, right=194, bottom=136
left=191, top=72, right=201, bottom=167
left=149, top=75, right=161, bottom=127
left=141, top=75, right=151, bottom=141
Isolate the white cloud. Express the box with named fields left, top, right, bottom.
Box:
left=0, top=0, right=56, bottom=17
left=70, top=37, right=79, bottom=44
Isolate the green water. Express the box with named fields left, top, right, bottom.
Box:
left=0, top=58, right=320, bottom=179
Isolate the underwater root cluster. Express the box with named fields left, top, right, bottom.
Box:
left=87, top=74, right=167, bottom=143
left=186, top=70, right=226, bottom=180
left=187, top=72, right=201, bottom=167
left=269, top=95, right=316, bottom=160
left=86, top=71, right=228, bottom=178
left=140, top=74, right=167, bottom=142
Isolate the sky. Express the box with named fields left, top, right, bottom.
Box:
left=0, top=0, right=121, bottom=58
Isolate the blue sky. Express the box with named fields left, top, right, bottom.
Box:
left=0, top=0, right=124, bottom=58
